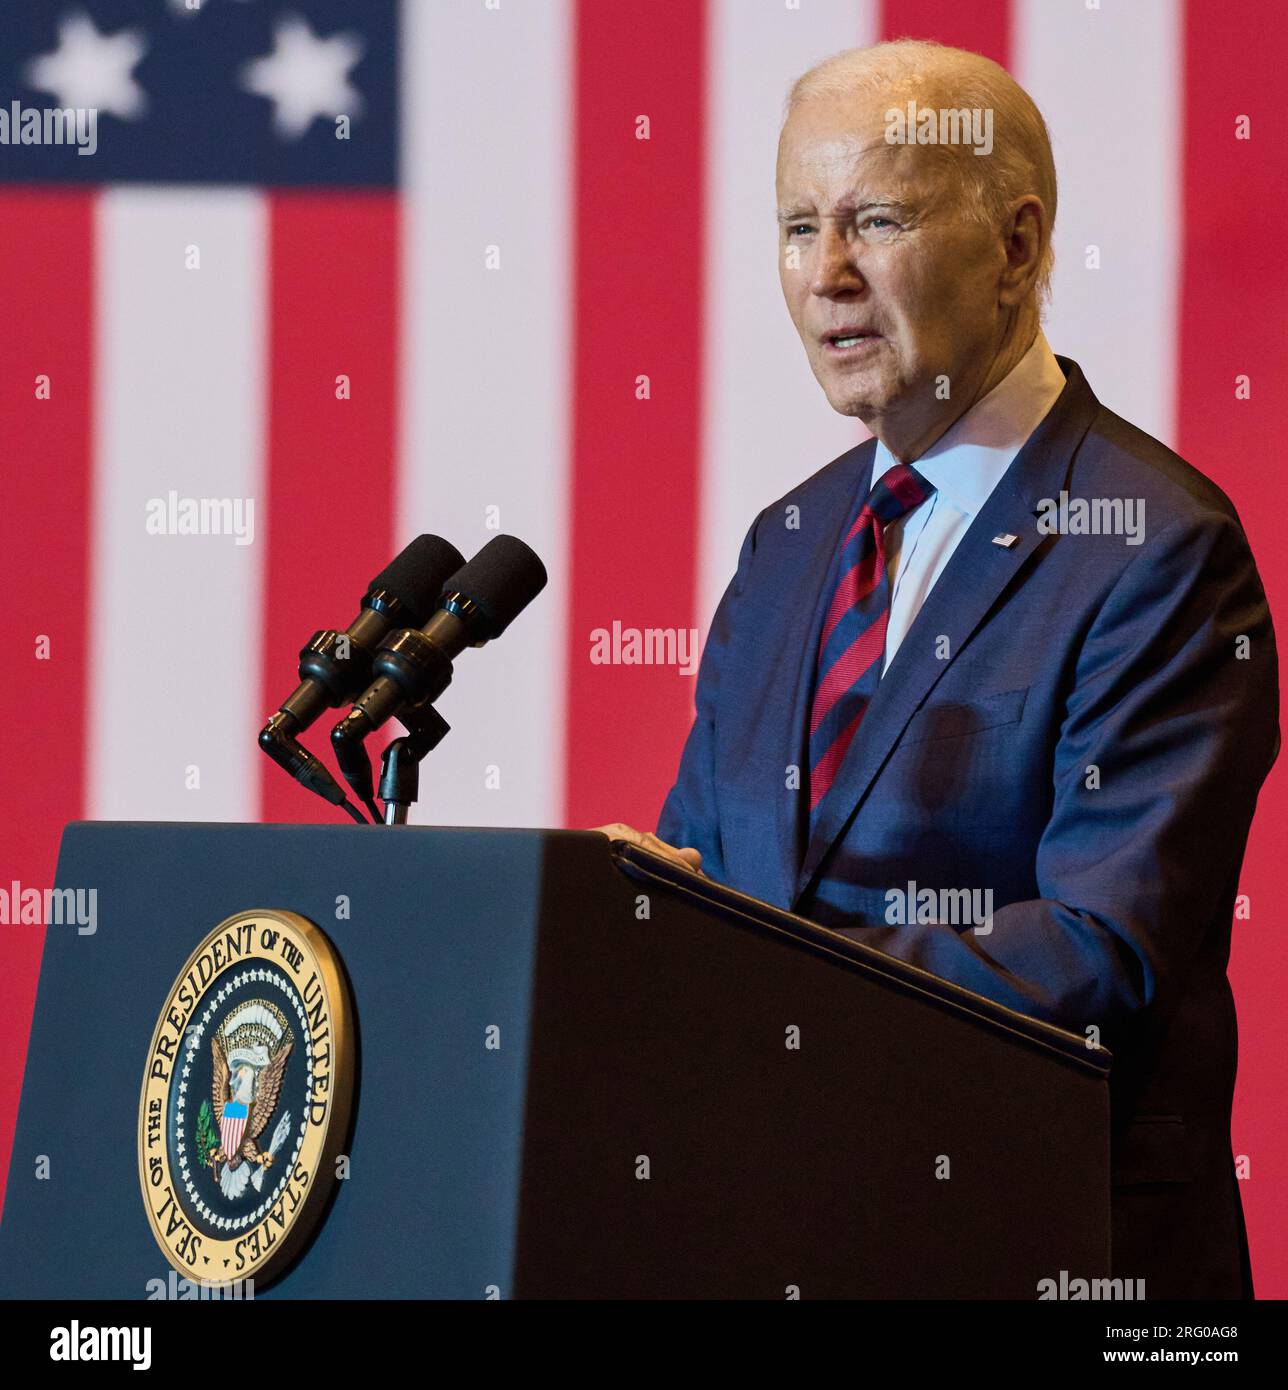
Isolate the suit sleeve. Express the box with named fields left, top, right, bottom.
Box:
left=851, top=507, right=1279, bottom=1035
left=656, top=511, right=764, bottom=883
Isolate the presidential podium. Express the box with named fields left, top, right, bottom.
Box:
left=0, top=822, right=1111, bottom=1298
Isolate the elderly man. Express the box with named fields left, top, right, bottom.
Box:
left=596, top=40, right=1278, bottom=1299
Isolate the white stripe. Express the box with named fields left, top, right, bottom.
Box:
left=398, top=0, right=571, bottom=828
left=699, top=1, right=878, bottom=630
left=88, top=190, right=266, bottom=821
left=1014, top=0, right=1181, bottom=445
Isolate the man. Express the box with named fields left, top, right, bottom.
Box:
left=597, top=40, right=1279, bottom=1299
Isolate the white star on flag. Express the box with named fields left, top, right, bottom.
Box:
left=241, top=15, right=364, bottom=140
left=25, top=11, right=147, bottom=120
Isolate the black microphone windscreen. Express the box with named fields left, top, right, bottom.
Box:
left=445, top=535, right=548, bottom=638
left=369, top=534, right=466, bottom=627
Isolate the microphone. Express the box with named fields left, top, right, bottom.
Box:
left=259, top=534, right=466, bottom=816
left=330, top=535, right=548, bottom=805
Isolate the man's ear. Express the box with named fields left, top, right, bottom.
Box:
left=999, top=195, right=1046, bottom=305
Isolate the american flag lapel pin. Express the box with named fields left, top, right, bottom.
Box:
left=991, top=533, right=1019, bottom=548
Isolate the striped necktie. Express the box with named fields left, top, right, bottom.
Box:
left=808, top=462, right=936, bottom=822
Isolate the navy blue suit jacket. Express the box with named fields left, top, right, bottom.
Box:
left=658, top=357, right=1279, bottom=1297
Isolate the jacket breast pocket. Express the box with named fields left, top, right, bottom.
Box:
left=900, top=686, right=1029, bottom=746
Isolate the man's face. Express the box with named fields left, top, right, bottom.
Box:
left=776, top=89, right=1009, bottom=431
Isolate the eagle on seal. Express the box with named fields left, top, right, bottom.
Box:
left=208, top=1033, right=292, bottom=1176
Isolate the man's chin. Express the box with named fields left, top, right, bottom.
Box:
left=815, top=364, right=895, bottom=420
left=822, top=381, right=886, bottom=420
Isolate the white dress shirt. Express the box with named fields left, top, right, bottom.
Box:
left=876, top=330, right=1068, bottom=672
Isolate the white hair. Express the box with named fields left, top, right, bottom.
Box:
left=785, top=39, right=1058, bottom=310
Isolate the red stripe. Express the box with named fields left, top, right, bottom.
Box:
left=820, top=514, right=875, bottom=643
left=257, top=195, right=400, bottom=823
left=819, top=470, right=928, bottom=654
left=811, top=708, right=865, bottom=810
left=810, top=607, right=890, bottom=737
left=819, top=535, right=885, bottom=654
left=1177, top=0, right=1288, bottom=1298
left=564, top=0, right=707, bottom=830
left=221, top=1117, right=246, bottom=1156
left=879, top=0, right=1010, bottom=64
left=0, top=192, right=94, bottom=1218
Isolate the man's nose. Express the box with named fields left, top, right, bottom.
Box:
left=809, top=225, right=864, bottom=298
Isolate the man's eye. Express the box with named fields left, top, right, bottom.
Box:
left=787, top=224, right=813, bottom=237
left=864, top=217, right=896, bottom=231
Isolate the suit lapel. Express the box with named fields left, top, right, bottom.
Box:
left=791, top=356, right=1100, bottom=908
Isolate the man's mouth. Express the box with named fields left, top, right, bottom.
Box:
left=822, top=329, right=882, bottom=353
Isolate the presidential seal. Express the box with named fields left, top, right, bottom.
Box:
left=137, top=909, right=354, bottom=1288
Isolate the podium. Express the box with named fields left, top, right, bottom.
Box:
left=0, top=822, right=1110, bottom=1298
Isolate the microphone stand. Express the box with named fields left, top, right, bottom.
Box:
left=377, top=701, right=451, bottom=825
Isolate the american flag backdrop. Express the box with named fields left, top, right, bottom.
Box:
left=1, top=0, right=1285, bottom=1290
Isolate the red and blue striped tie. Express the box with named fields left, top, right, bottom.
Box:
left=808, top=463, right=935, bottom=822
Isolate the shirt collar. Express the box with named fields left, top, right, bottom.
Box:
left=872, top=329, right=1067, bottom=518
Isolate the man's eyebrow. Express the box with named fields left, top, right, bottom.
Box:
left=776, top=198, right=916, bottom=224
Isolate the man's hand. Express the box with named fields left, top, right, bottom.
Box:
left=591, top=824, right=703, bottom=874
